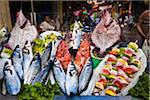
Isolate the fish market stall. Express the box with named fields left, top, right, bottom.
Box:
left=0, top=0, right=149, bottom=100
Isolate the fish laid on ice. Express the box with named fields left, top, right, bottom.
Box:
left=32, top=60, right=52, bottom=85
left=22, top=41, right=33, bottom=80
left=78, top=57, right=93, bottom=93
left=24, top=53, right=41, bottom=84
left=66, top=61, right=78, bottom=95
left=41, top=43, right=52, bottom=66
left=3, top=60, right=21, bottom=95
left=11, top=45, right=23, bottom=80
left=53, top=58, right=66, bottom=94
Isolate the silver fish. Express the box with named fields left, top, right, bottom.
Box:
left=0, top=26, right=10, bottom=44
left=78, top=57, right=93, bottom=93
left=32, top=60, right=52, bottom=85
left=66, top=61, right=78, bottom=95
left=50, top=39, right=62, bottom=61
left=53, top=58, right=66, bottom=94
left=11, top=45, right=23, bottom=80
left=22, top=41, right=33, bottom=81
left=3, top=60, right=21, bottom=95
left=24, top=53, right=41, bottom=84
left=41, top=43, right=52, bottom=66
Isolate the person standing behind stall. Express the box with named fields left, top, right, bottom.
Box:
left=136, top=9, right=150, bottom=72
left=136, top=10, right=150, bottom=47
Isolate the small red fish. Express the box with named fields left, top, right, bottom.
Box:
left=56, top=40, right=71, bottom=72
left=74, top=40, right=90, bottom=74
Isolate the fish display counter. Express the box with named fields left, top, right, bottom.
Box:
left=0, top=1, right=149, bottom=99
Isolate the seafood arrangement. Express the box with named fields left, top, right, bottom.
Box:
left=0, top=8, right=148, bottom=99
left=0, top=30, right=62, bottom=95
left=53, top=40, right=93, bottom=95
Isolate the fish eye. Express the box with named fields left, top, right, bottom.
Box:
left=3, top=30, right=6, bottom=33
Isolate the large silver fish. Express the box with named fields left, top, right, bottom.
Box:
left=32, top=60, right=52, bottom=85
left=22, top=41, right=33, bottom=81
left=78, top=57, right=93, bottom=93
left=24, top=53, right=41, bottom=84
left=66, top=61, right=78, bottom=95
left=11, top=45, right=23, bottom=80
left=3, top=60, right=21, bottom=95
left=0, top=26, right=10, bottom=44
left=53, top=58, right=66, bottom=94
left=41, top=43, right=52, bottom=66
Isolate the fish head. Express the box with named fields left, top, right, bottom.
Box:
left=13, top=45, right=22, bottom=58
left=0, top=26, right=10, bottom=43
left=4, top=61, right=14, bottom=75
left=46, top=42, right=52, bottom=49
left=33, top=53, right=41, bottom=62
left=68, top=61, right=78, bottom=77
left=23, top=41, right=31, bottom=54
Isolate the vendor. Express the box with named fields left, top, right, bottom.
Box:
left=136, top=9, right=150, bottom=47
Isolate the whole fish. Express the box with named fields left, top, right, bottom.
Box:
left=41, top=43, right=52, bottom=66
left=72, top=20, right=82, bottom=49
left=78, top=57, right=93, bottom=93
left=53, top=58, right=66, bottom=94
left=11, top=45, right=23, bottom=80
left=24, top=53, right=41, bottom=84
left=22, top=41, right=33, bottom=80
left=3, top=60, right=21, bottom=95
left=66, top=61, right=78, bottom=95
left=32, top=60, right=52, bottom=85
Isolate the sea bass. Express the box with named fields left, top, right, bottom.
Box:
left=22, top=41, right=33, bottom=80
left=11, top=45, right=23, bottom=80
left=66, top=61, right=78, bottom=95
left=53, top=58, right=66, bottom=94
left=78, top=57, right=93, bottom=93
left=3, top=60, right=21, bottom=95
left=24, top=53, right=41, bottom=84
left=41, top=43, right=52, bottom=66
left=32, top=60, right=52, bottom=85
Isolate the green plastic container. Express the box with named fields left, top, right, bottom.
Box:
left=92, top=56, right=102, bottom=69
